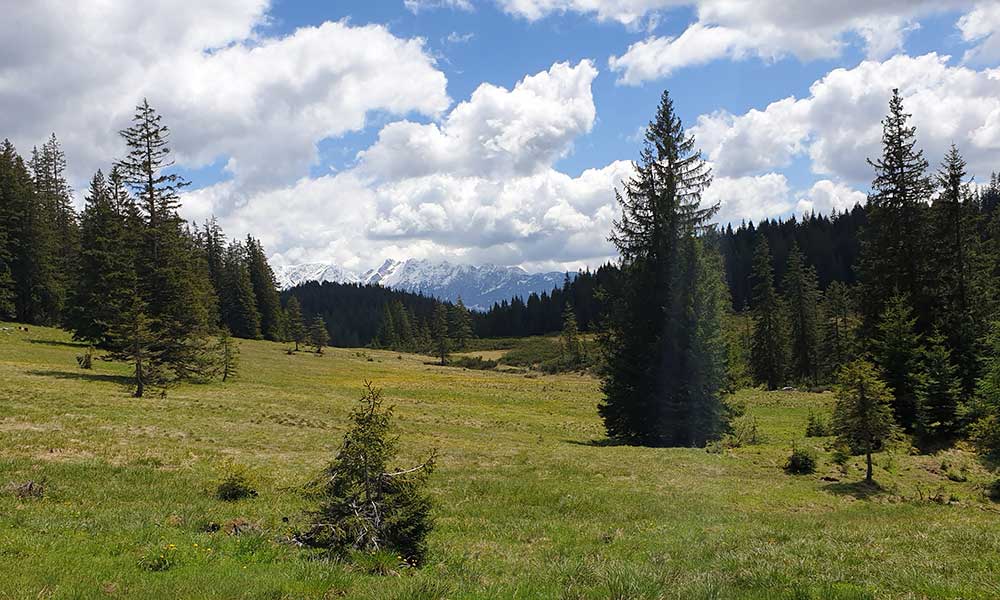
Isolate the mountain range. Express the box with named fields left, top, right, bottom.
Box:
left=274, top=259, right=573, bottom=311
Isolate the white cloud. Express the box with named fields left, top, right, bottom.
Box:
left=359, top=61, right=597, bottom=180
left=405, top=0, right=474, bottom=13
left=795, top=180, right=867, bottom=215
left=0, top=2, right=450, bottom=202
left=703, top=172, right=795, bottom=224
left=958, top=2, right=1000, bottom=64
left=691, top=53, right=1000, bottom=184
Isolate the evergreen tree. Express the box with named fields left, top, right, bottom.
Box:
left=116, top=99, right=214, bottom=379
left=375, top=303, right=398, bottom=349
left=833, top=359, right=898, bottom=483
left=449, top=298, right=474, bottom=350
left=561, top=302, right=583, bottom=364
left=599, top=90, right=725, bottom=447
left=390, top=301, right=414, bottom=350
left=106, top=293, right=159, bottom=398
left=871, top=294, right=923, bottom=431
left=431, top=303, right=450, bottom=366
left=201, top=218, right=227, bottom=326
left=67, top=171, right=136, bottom=346
left=0, top=143, right=17, bottom=319
left=930, top=145, right=986, bottom=396
left=309, top=315, right=330, bottom=354
left=858, top=89, right=933, bottom=334
left=970, top=322, right=1000, bottom=457
left=217, top=330, right=240, bottom=382
left=916, top=333, right=962, bottom=447
left=750, top=238, right=788, bottom=390
left=220, top=242, right=260, bottom=339
left=285, top=296, right=307, bottom=351
left=31, top=133, right=79, bottom=323
left=245, top=236, right=282, bottom=341
left=782, top=242, right=821, bottom=383
left=820, top=281, right=859, bottom=380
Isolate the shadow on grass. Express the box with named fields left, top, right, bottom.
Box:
left=823, top=480, right=886, bottom=500
left=27, top=338, right=87, bottom=349
left=28, top=369, right=131, bottom=385
left=564, top=438, right=627, bottom=447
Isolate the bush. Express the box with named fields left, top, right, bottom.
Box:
left=985, top=479, right=1000, bottom=502
left=805, top=411, right=831, bottom=437
left=727, top=414, right=762, bottom=447
left=300, top=381, right=436, bottom=566
left=76, top=346, right=94, bottom=370
left=785, top=444, right=818, bottom=475
left=215, top=463, right=258, bottom=501
left=449, top=355, right=498, bottom=370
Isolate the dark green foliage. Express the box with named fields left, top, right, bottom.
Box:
left=309, top=315, right=329, bottom=354
left=449, top=298, right=474, bottom=350
left=560, top=302, right=584, bottom=366
left=220, top=242, right=260, bottom=339
left=284, top=296, right=306, bottom=351
left=871, top=294, right=922, bottom=431
left=67, top=171, right=136, bottom=347
left=302, top=381, right=435, bottom=565
left=722, top=309, right=754, bottom=393
left=106, top=293, right=159, bottom=397
left=750, top=238, right=788, bottom=390
left=448, top=355, right=499, bottom=370
left=599, top=90, right=727, bottom=447
left=245, top=236, right=282, bottom=341
left=969, top=322, right=1000, bottom=457
left=858, top=89, right=934, bottom=335
left=833, top=360, right=898, bottom=483
left=784, top=444, right=818, bottom=475
left=820, top=281, right=859, bottom=379
left=217, top=330, right=240, bottom=382
left=782, top=242, right=821, bottom=383
left=805, top=412, right=831, bottom=437
left=985, top=479, right=1000, bottom=502
left=916, top=333, right=962, bottom=446
left=431, top=303, right=450, bottom=366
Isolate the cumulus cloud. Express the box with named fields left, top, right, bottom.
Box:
left=795, top=180, right=867, bottom=215
left=702, top=172, right=794, bottom=224
left=958, top=2, right=1000, bottom=64
left=691, top=53, right=1000, bottom=184
left=0, top=1, right=450, bottom=201
left=404, top=0, right=474, bottom=13
left=358, top=61, right=598, bottom=180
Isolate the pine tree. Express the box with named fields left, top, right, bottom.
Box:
left=916, top=333, right=962, bottom=447
left=560, top=302, right=583, bottom=365
left=309, top=315, right=330, bottom=354
left=67, top=171, right=136, bottom=346
left=201, top=218, right=227, bottom=326
left=431, top=303, right=450, bottom=366
left=859, top=89, right=933, bottom=334
left=820, top=281, right=859, bottom=381
left=871, top=294, right=923, bottom=431
left=285, top=296, right=307, bottom=351
left=782, top=242, right=821, bottom=383
left=115, top=99, right=214, bottom=379
left=375, top=304, right=398, bottom=349
left=449, top=298, right=474, bottom=350
left=599, top=90, right=725, bottom=447
left=390, top=301, right=414, bottom=350
left=930, top=145, right=986, bottom=396
left=0, top=143, right=17, bottom=319
left=220, top=242, right=260, bottom=339
left=833, top=359, right=898, bottom=483
left=31, top=133, right=79, bottom=323
left=245, top=236, right=282, bottom=341
left=107, top=293, right=159, bottom=398
left=970, top=322, right=1000, bottom=457
left=750, top=238, right=788, bottom=390
left=217, top=330, right=240, bottom=383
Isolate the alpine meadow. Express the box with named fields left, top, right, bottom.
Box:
left=4, top=2, right=1000, bottom=599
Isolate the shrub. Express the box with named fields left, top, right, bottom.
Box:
left=76, top=346, right=94, bottom=369
left=728, top=414, right=762, bottom=447
left=449, top=355, right=498, bottom=370
left=215, top=462, right=258, bottom=501
left=985, top=479, right=1000, bottom=502
left=805, top=411, right=831, bottom=437
left=785, top=444, right=818, bottom=475
left=300, top=381, right=436, bottom=566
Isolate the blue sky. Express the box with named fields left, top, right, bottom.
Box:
left=3, top=1, right=1000, bottom=271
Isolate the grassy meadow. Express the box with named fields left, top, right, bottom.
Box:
left=2, top=323, right=1000, bottom=599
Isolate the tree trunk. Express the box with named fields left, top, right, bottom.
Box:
left=865, top=451, right=873, bottom=482
left=134, top=356, right=144, bottom=398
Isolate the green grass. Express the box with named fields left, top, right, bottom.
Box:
left=2, top=323, right=1000, bottom=599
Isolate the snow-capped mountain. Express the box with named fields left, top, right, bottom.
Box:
left=274, top=258, right=574, bottom=310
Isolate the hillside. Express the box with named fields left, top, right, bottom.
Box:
left=2, top=324, right=1000, bottom=599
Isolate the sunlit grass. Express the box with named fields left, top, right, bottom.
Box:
left=1, top=323, right=999, bottom=599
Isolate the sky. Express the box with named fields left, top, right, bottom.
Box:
left=2, top=1, right=1000, bottom=273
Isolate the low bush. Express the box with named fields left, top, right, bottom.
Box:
left=449, top=355, right=498, bottom=370
left=985, top=479, right=1000, bottom=502
left=805, top=411, right=831, bottom=437
left=785, top=444, right=818, bottom=475
left=215, top=462, right=258, bottom=501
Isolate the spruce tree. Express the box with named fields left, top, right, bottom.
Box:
left=67, top=171, right=136, bottom=346
left=31, top=133, right=79, bottom=323
left=431, top=303, right=450, bottom=366
left=782, top=242, right=821, bottom=383
left=245, top=236, right=282, bottom=341
left=820, top=281, right=859, bottom=381
left=916, top=333, right=962, bottom=447
left=309, top=315, right=330, bottom=354
left=217, top=330, right=240, bottom=383
left=599, top=90, right=725, bottom=447
left=449, top=297, right=474, bottom=350
left=560, top=302, right=583, bottom=365
left=0, top=143, right=16, bottom=319
left=375, top=304, right=398, bottom=349
left=285, top=296, right=307, bottom=351
left=930, top=145, right=986, bottom=396
left=859, top=89, right=933, bottom=334
left=220, top=242, right=261, bottom=339
left=107, top=293, right=159, bottom=398
left=750, top=238, right=789, bottom=390
left=115, top=99, right=214, bottom=379
left=833, top=359, right=898, bottom=483
left=871, top=294, right=923, bottom=431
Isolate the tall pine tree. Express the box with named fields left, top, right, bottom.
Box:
left=599, top=90, right=726, bottom=447
left=245, top=235, right=282, bottom=341
left=782, top=242, right=821, bottom=383
left=871, top=294, right=923, bottom=431
left=750, top=238, right=789, bottom=390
